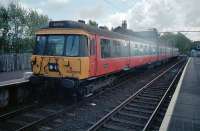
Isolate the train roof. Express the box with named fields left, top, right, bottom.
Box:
left=41, top=20, right=156, bottom=44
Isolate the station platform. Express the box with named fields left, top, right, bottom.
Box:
left=160, top=57, right=200, bottom=131
left=0, top=70, right=31, bottom=87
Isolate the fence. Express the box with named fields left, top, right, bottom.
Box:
left=0, top=53, right=32, bottom=72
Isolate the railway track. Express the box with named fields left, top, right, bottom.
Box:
left=0, top=70, right=142, bottom=131
left=0, top=58, right=184, bottom=131
left=29, top=59, right=184, bottom=131
left=0, top=103, right=71, bottom=131
left=87, top=60, right=185, bottom=131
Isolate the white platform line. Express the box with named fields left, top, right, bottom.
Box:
left=0, top=78, right=29, bottom=87
left=159, top=57, right=191, bottom=131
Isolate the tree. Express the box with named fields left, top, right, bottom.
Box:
left=26, top=10, right=49, bottom=49
left=160, top=32, right=193, bottom=54
left=0, top=6, right=9, bottom=53
left=26, top=10, right=48, bottom=38
left=0, top=2, right=49, bottom=54
left=88, top=20, right=98, bottom=27
left=7, top=3, right=28, bottom=53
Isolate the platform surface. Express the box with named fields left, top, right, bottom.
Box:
left=160, top=57, right=200, bottom=131
left=0, top=70, right=31, bottom=87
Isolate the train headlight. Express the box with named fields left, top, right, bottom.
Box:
left=54, top=65, right=58, bottom=70
left=49, top=65, right=54, bottom=70
left=48, top=63, right=59, bottom=71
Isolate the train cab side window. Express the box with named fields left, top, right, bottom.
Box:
left=100, top=39, right=111, bottom=58
left=90, top=39, right=96, bottom=56
left=79, top=35, right=88, bottom=56
left=34, top=36, right=46, bottom=55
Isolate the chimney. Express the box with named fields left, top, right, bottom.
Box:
left=99, top=26, right=109, bottom=30
left=78, top=20, right=85, bottom=24
left=122, top=20, right=127, bottom=30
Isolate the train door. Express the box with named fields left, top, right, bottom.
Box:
left=89, top=35, right=97, bottom=76
left=128, top=40, right=131, bottom=68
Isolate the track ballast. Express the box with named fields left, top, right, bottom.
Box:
left=87, top=60, right=185, bottom=131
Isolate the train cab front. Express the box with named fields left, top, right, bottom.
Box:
left=30, top=27, right=90, bottom=91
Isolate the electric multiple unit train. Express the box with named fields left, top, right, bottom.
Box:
left=30, top=20, right=179, bottom=97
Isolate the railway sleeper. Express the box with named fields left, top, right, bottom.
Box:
left=127, top=103, right=155, bottom=110
left=109, top=117, right=144, bottom=130
left=138, top=93, right=162, bottom=99
left=129, top=99, right=158, bottom=107
left=145, top=87, right=167, bottom=91
left=144, top=88, right=166, bottom=93
left=102, top=123, right=134, bottom=131
left=150, top=125, right=160, bottom=131
left=117, top=110, right=151, bottom=122
left=142, top=92, right=165, bottom=97
left=135, top=95, right=160, bottom=102
left=143, top=88, right=165, bottom=92
left=151, top=84, right=169, bottom=87
left=152, top=80, right=170, bottom=84
left=142, top=91, right=163, bottom=97
left=147, top=86, right=168, bottom=90
left=7, top=117, right=33, bottom=126
left=29, top=109, right=53, bottom=117
left=23, top=113, right=44, bottom=119
left=124, top=106, right=153, bottom=115
left=117, top=111, right=149, bottom=121
left=131, top=100, right=158, bottom=108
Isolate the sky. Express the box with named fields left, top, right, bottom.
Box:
left=1, top=0, right=200, bottom=41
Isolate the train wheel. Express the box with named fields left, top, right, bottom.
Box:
left=0, top=89, right=9, bottom=108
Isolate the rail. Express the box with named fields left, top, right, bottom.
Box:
left=87, top=59, right=185, bottom=131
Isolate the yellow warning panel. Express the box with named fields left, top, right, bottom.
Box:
left=31, top=55, right=89, bottom=79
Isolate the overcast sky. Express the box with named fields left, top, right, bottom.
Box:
left=1, top=0, right=200, bottom=41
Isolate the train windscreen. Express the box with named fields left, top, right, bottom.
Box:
left=46, top=35, right=65, bottom=56
left=34, top=35, right=88, bottom=56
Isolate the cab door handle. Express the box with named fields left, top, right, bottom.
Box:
left=103, top=63, right=109, bottom=68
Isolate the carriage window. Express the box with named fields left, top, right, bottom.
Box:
left=138, top=44, right=143, bottom=55
left=135, top=43, right=139, bottom=56
left=135, top=44, right=138, bottom=48
left=144, top=45, right=148, bottom=55
left=111, top=40, right=121, bottom=57
left=100, top=39, right=111, bottom=58
left=130, top=42, right=134, bottom=56
left=121, top=41, right=129, bottom=57
left=90, top=39, right=96, bottom=55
